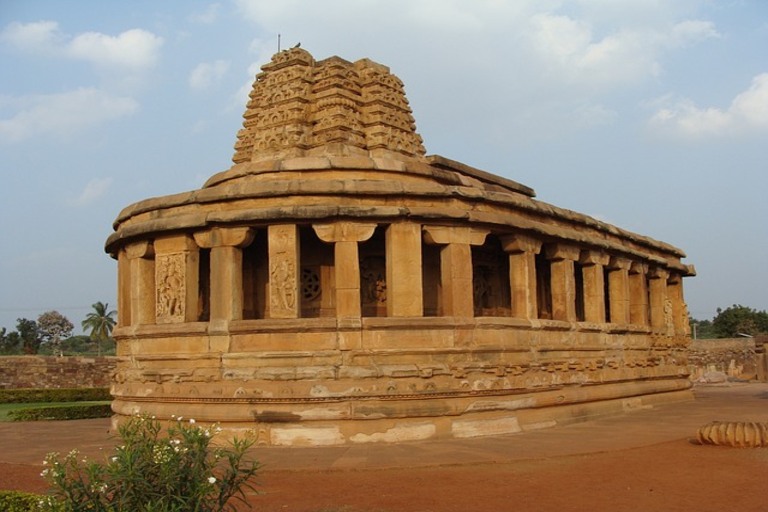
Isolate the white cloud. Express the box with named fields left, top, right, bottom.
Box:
left=70, top=177, right=113, bottom=206
left=189, top=3, right=221, bottom=24
left=0, top=20, right=163, bottom=71
left=649, top=73, right=768, bottom=137
left=528, top=15, right=719, bottom=87
left=0, top=20, right=61, bottom=51
left=0, top=88, right=138, bottom=143
left=67, top=29, right=163, bottom=69
left=669, top=20, right=720, bottom=47
left=731, top=73, right=768, bottom=128
left=189, top=60, right=230, bottom=90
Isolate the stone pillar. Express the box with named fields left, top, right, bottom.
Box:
left=125, top=241, right=155, bottom=326
left=667, top=273, right=687, bottom=336
left=579, top=251, right=610, bottom=323
left=545, top=244, right=580, bottom=322
left=267, top=224, right=300, bottom=319
left=116, top=248, right=131, bottom=327
left=606, top=257, right=631, bottom=325
left=193, top=227, right=254, bottom=324
left=629, top=262, right=649, bottom=326
left=648, top=267, right=670, bottom=334
left=154, top=235, right=199, bottom=324
left=500, top=234, right=542, bottom=319
left=386, top=223, right=423, bottom=317
left=313, top=222, right=377, bottom=318
left=423, top=226, right=489, bottom=317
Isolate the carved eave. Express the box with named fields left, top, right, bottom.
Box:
left=426, top=155, right=535, bottom=197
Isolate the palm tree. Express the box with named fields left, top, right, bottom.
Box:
left=81, top=301, right=117, bottom=356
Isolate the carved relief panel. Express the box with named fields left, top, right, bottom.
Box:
left=268, top=225, right=300, bottom=319
left=156, top=253, right=186, bottom=323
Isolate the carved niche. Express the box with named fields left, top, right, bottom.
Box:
left=360, top=256, right=387, bottom=310
left=155, top=253, right=186, bottom=322
left=269, top=259, right=297, bottom=311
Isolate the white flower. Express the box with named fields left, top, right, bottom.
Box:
left=189, top=418, right=196, bottom=424
left=208, top=476, right=216, bottom=484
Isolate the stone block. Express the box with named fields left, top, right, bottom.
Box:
left=451, top=416, right=522, bottom=438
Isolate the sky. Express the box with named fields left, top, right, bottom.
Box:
left=0, top=0, right=766, bottom=333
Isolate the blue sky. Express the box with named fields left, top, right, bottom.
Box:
left=1, top=0, right=766, bottom=332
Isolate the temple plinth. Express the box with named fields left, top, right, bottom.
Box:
left=105, top=48, right=695, bottom=446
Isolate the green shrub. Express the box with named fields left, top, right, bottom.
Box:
left=0, top=490, right=43, bottom=511
left=9, top=403, right=112, bottom=421
left=0, top=387, right=111, bottom=404
left=40, top=415, right=260, bottom=511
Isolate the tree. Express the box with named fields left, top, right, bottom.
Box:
left=15, top=318, right=41, bottom=354
left=81, top=301, right=117, bottom=356
left=0, top=327, right=20, bottom=354
left=37, top=310, right=74, bottom=354
left=711, top=304, right=768, bottom=338
left=689, top=318, right=716, bottom=339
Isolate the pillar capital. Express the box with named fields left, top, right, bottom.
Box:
left=648, top=267, right=670, bottom=280
left=422, top=226, right=488, bottom=246
left=312, top=222, right=377, bottom=243
left=607, top=256, right=632, bottom=271
left=545, top=243, right=580, bottom=262
left=125, top=240, right=154, bottom=259
left=667, top=272, right=682, bottom=285
left=154, top=234, right=197, bottom=253
left=193, top=227, right=254, bottom=249
left=500, top=234, right=542, bottom=255
left=629, top=262, right=648, bottom=275
left=579, top=250, right=610, bottom=267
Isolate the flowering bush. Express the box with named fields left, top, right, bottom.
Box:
left=40, top=415, right=260, bottom=511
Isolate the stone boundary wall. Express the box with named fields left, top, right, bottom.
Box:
left=0, top=356, right=117, bottom=389
left=688, top=338, right=767, bottom=382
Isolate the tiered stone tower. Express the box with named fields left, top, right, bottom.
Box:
left=233, top=50, right=426, bottom=163
left=106, top=48, right=695, bottom=446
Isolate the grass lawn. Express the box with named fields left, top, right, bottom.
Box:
left=0, top=402, right=111, bottom=421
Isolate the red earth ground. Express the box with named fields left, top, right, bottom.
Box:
left=2, top=438, right=767, bottom=512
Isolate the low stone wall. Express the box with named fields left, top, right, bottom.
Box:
left=0, top=356, right=117, bottom=389
left=688, top=338, right=766, bottom=382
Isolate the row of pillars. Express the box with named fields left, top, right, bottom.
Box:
left=116, top=222, right=687, bottom=336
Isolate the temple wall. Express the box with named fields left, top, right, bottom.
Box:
left=0, top=356, right=116, bottom=389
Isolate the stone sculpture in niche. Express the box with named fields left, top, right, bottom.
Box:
left=269, top=260, right=296, bottom=311
left=155, top=253, right=185, bottom=322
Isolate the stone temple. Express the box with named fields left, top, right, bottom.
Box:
left=105, top=48, right=695, bottom=446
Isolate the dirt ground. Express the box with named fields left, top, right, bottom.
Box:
left=3, top=438, right=767, bottom=512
